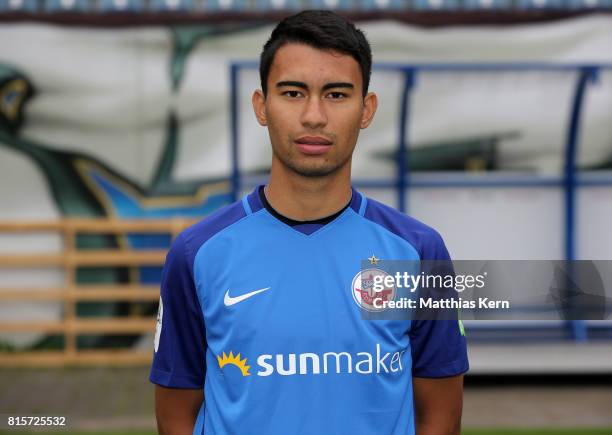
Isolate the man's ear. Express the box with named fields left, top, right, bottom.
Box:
left=360, top=92, right=378, bottom=129
left=252, top=89, right=267, bottom=126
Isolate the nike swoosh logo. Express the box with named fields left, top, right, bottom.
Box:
left=224, top=287, right=271, bottom=306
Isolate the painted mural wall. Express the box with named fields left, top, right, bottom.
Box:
left=1, top=15, right=611, bottom=349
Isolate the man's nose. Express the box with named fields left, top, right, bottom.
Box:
left=300, top=97, right=327, bottom=129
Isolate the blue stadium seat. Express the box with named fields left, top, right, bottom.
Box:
left=253, top=0, right=300, bottom=11
left=44, top=0, right=89, bottom=11
left=514, top=0, right=565, bottom=8
left=149, top=0, right=193, bottom=11
left=306, top=0, right=352, bottom=9
left=565, top=0, right=612, bottom=7
left=463, top=0, right=510, bottom=9
left=0, top=0, right=38, bottom=11
left=99, top=0, right=143, bottom=11
left=202, top=0, right=246, bottom=11
left=412, top=0, right=459, bottom=9
left=357, top=0, right=406, bottom=10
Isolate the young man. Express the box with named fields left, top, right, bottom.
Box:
left=151, top=10, right=468, bottom=435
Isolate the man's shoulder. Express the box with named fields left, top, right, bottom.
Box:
left=173, top=199, right=248, bottom=260
left=360, top=195, right=449, bottom=260
left=362, top=196, right=439, bottom=235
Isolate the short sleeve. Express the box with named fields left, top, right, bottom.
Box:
left=149, top=232, right=207, bottom=388
left=410, top=231, right=469, bottom=378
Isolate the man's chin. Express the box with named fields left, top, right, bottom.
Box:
left=272, top=151, right=349, bottom=178
left=296, top=168, right=338, bottom=178
left=285, top=159, right=345, bottom=178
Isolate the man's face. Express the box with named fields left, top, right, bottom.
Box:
left=253, top=43, right=377, bottom=178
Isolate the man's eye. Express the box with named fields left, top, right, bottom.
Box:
left=327, top=92, right=347, bottom=99
left=283, top=91, right=303, bottom=98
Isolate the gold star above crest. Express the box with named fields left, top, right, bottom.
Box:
left=368, top=254, right=379, bottom=265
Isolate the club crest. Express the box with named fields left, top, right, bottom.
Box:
left=351, top=268, right=396, bottom=312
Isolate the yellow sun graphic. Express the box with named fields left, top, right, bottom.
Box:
left=217, top=351, right=251, bottom=377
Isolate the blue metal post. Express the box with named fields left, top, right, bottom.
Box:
left=564, top=66, right=597, bottom=342
left=230, top=63, right=240, bottom=203
left=397, top=69, right=416, bottom=213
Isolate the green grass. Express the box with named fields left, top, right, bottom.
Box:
left=1, top=429, right=612, bottom=435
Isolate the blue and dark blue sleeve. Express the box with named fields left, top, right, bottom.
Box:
left=149, top=232, right=207, bottom=388
left=410, top=231, right=469, bottom=378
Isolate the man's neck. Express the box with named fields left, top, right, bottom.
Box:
left=265, top=160, right=352, bottom=221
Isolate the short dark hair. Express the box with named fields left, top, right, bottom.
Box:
left=260, top=10, right=372, bottom=97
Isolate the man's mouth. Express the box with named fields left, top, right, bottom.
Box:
left=294, top=136, right=333, bottom=155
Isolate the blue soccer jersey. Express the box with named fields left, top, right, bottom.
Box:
left=150, top=186, right=468, bottom=435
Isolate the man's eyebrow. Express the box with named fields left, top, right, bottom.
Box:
left=322, top=82, right=354, bottom=91
left=276, top=81, right=308, bottom=89
left=275, top=81, right=355, bottom=91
